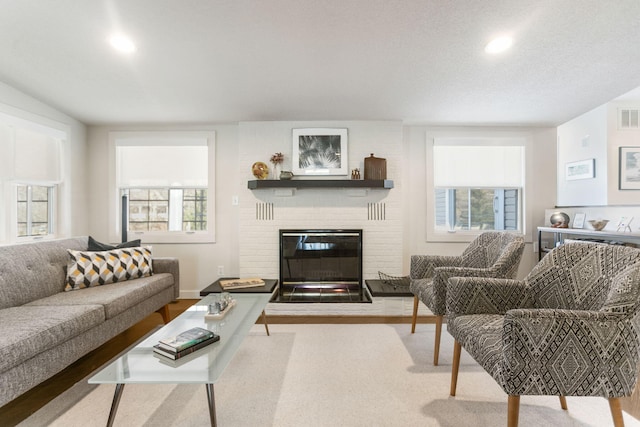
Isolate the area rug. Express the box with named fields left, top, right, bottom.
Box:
left=19, top=324, right=640, bottom=427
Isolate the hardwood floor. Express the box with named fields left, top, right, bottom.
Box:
left=1, top=299, right=638, bottom=426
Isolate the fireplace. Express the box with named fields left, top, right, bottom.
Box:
left=276, top=229, right=369, bottom=303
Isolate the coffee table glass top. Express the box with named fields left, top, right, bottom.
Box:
left=89, top=293, right=271, bottom=385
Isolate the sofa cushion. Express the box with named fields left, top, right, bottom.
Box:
left=0, top=304, right=104, bottom=373
left=28, top=273, right=175, bottom=319
left=65, top=246, right=153, bottom=291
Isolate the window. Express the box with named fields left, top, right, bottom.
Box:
left=109, top=131, right=216, bottom=244
left=0, top=112, right=65, bottom=243
left=125, top=188, right=207, bottom=232
left=435, top=188, right=519, bottom=231
left=427, top=134, right=527, bottom=241
left=17, top=185, right=54, bottom=237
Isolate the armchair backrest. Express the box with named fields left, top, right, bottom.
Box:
left=526, top=242, right=640, bottom=311
left=461, top=231, right=525, bottom=278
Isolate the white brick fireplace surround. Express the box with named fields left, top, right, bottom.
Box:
left=237, top=121, right=417, bottom=316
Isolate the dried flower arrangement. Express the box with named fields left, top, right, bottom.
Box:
left=270, top=152, right=284, bottom=165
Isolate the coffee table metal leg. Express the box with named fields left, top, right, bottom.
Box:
left=206, top=383, right=217, bottom=427
left=261, top=309, right=270, bottom=336
left=106, top=383, right=125, bottom=427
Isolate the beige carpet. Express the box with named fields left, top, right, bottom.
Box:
left=19, top=324, right=640, bottom=427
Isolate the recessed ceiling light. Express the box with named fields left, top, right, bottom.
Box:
left=485, top=36, right=513, bottom=54
left=109, top=34, right=136, bottom=54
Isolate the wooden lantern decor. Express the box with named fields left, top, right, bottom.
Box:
left=364, top=153, right=386, bottom=180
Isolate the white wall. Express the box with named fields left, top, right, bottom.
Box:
left=404, top=125, right=557, bottom=278
left=556, top=104, right=608, bottom=206
left=84, top=121, right=557, bottom=301
left=87, top=124, right=240, bottom=297
left=0, top=81, right=88, bottom=238
left=237, top=120, right=403, bottom=279
left=607, top=101, right=640, bottom=206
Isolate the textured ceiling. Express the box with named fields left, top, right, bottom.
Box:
left=1, top=0, right=640, bottom=126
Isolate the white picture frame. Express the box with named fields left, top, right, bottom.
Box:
left=619, top=147, right=640, bottom=190
left=292, top=128, right=348, bottom=176
left=572, top=213, right=586, bottom=229
left=617, top=216, right=633, bottom=232
left=565, top=158, right=595, bottom=180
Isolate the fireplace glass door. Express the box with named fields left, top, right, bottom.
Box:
left=279, top=229, right=365, bottom=302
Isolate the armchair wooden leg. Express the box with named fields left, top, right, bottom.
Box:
left=559, top=395, right=567, bottom=410
left=411, top=296, right=418, bottom=333
left=433, top=315, right=443, bottom=366
left=508, top=395, right=520, bottom=427
left=609, top=397, right=624, bottom=427
left=450, top=340, right=461, bottom=396
left=157, top=304, right=171, bottom=324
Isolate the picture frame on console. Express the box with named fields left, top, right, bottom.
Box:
left=619, top=146, right=640, bottom=190
left=292, top=128, right=348, bottom=176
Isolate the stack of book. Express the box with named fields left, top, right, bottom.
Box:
left=219, top=277, right=265, bottom=290
left=153, top=326, right=220, bottom=360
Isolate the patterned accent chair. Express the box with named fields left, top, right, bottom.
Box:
left=409, top=231, right=525, bottom=365
left=446, top=242, right=640, bottom=427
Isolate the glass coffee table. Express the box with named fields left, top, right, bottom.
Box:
left=89, top=293, right=272, bottom=427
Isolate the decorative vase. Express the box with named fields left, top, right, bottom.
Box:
left=271, top=164, right=279, bottom=180
left=280, top=170, right=294, bottom=180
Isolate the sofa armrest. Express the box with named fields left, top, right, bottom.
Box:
left=410, top=254, right=463, bottom=280
left=446, top=277, right=531, bottom=316
left=153, top=257, right=180, bottom=300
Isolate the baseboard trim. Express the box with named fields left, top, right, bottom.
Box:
left=263, top=315, right=439, bottom=324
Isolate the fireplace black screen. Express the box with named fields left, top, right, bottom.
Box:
left=279, top=229, right=364, bottom=302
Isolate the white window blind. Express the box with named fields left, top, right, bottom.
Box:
left=0, top=120, right=63, bottom=184
left=116, top=137, right=208, bottom=188
left=433, top=138, right=524, bottom=188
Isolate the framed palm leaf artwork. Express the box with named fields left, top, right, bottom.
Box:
left=292, top=128, right=348, bottom=176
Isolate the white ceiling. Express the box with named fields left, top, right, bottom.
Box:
left=1, top=0, right=640, bottom=126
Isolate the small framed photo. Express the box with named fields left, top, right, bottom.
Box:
left=572, top=213, right=586, bottom=229
left=619, top=147, right=640, bottom=190
left=565, top=159, right=595, bottom=180
left=617, top=216, right=633, bottom=232
left=292, top=128, right=348, bottom=176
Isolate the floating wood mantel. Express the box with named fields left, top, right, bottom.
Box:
left=247, top=179, right=394, bottom=190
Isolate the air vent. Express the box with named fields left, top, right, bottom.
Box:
left=619, top=109, right=640, bottom=129
left=256, top=202, right=274, bottom=220
left=368, top=203, right=386, bottom=221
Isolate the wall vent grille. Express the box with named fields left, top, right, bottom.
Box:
left=368, top=203, right=386, bottom=221
left=619, top=109, right=640, bottom=129
left=256, top=202, right=274, bottom=220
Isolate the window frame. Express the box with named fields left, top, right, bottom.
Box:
left=425, top=129, right=531, bottom=243
left=0, top=111, right=67, bottom=244
left=16, top=184, right=56, bottom=238
left=108, top=131, right=216, bottom=244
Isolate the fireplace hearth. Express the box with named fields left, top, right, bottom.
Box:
left=274, top=229, right=371, bottom=303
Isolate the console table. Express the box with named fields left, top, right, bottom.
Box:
left=537, top=226, right=640, bottom=261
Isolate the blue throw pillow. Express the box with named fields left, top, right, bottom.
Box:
left=88, top=236, right=142, bottom=251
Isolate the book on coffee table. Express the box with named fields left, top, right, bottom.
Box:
left=153, top=334, right=220, bottom=360
left=219, top=277, right=265, bottom=290
left=158, top=326, right=216, bottom=352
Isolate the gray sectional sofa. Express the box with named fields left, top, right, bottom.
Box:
left=0, top=236, right=180, bottom=407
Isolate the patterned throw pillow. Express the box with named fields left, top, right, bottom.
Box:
left=65, top=246, right=153, bottom=291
